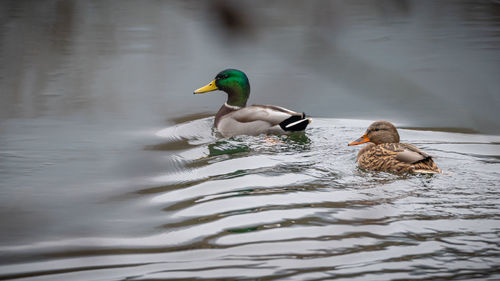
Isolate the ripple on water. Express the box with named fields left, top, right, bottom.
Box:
left=0, top=118, right=499, bottom=280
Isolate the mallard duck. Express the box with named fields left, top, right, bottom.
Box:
left=194, top=69, right=311, bottom=137
left=348, top=121, right=441, bottom=174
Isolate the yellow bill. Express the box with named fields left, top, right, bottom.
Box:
left=194, top=80, right=218, bottom=94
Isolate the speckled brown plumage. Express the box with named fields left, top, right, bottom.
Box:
left=349, top=121, right=441, bottom=174
left=356, top=142, right=441, bottom=174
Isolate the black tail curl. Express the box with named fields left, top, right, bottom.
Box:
left=279, top=113, right=310, bottom=132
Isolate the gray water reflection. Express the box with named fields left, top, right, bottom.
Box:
left=1, top=118, right=499, bottom=280
left=1, top=0, right=500, bottom=280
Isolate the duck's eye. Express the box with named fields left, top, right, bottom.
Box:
left=374, top=128, right=380, bottom=131
left=222, top=74, right=229, bottom=79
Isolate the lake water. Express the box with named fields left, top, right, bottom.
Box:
left=1, top=1, right=499, bottom=280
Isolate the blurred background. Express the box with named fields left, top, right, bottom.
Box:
left=1, top=0, right=499, bottom=133
left=0, top=0, right=500, bottom=280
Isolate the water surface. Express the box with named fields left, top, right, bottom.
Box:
left=1, top=117, right=500, bottom=280
left=1, top=1, right=500, bottom=280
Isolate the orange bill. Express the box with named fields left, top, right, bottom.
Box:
left=348, top=134, right=370, bottom=146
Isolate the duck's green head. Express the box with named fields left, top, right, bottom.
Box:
left=194, top=69, right=250, bottom=107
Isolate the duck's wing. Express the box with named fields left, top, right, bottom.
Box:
left=395, top=143, right=432, bottom=164
left=217, top=105, right=310, bottom=137
left=358, top=143, right=440, bottom=174
left=231, top=105, right=303, bottom=125
left=231, top=105, right=310, bottom=131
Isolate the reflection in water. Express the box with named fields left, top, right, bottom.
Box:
left=1, top=117, right=499, bottom=280
left=1, top=0, right=500, bottom=280
left=208, top=140, right=251, bottom=157
left=207, top=133, right=310, bottom=157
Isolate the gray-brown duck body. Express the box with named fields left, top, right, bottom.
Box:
left=348, top=121, right=441, bottom=174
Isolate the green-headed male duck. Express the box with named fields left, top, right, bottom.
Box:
left=194, top=69, right=311, bottom=137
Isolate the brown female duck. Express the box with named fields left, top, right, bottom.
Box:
left=348, top=121, right=441, bottom=174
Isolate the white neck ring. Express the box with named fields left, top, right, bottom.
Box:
left=224, top=103, right=242, bottom=110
